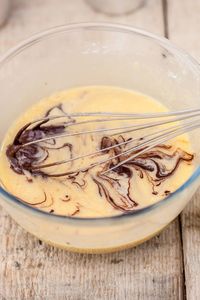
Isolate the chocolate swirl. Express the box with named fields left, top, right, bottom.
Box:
left=6, top=107, right=72, bottom=176
left=5, top=105, right=194, bottom=215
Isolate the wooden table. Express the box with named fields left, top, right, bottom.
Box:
left=0, top=1, right=199, bottom=299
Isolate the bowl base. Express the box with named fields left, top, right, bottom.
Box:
left=38, top=225, right=167, bottom=254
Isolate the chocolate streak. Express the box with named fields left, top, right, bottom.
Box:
left=6, top=104, right=194, bottom=214
left=6, top=105, right=73, bottom=176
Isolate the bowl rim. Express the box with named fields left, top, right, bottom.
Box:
left=0, top=21, right=200, bottom=225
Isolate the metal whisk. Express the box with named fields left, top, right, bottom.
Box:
left=16, top=108, right=200, bottom=175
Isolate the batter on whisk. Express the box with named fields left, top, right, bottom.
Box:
left=0, top=86, right=194, bottom=217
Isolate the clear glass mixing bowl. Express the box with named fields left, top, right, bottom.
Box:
left=0, top=23, right=200, bottom=253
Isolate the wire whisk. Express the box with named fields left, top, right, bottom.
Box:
left=11, top=108, right=200, bottom=176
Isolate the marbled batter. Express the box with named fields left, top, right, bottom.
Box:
left=0, top=86, right=194, bottom=217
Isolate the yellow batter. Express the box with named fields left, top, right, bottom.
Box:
left=0, top=86, right=194, bottom=217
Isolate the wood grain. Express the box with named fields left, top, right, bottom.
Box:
left=167, top=1, right=200, bottom=299
left=0, top=206, right=184, bottom=300
left=0, top=0, right=186, bottom=299
left=168, top=0, right=200, bottom=60
left=0, top=0, right=164, bottom=54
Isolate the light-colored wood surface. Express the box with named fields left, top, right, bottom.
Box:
left=168, top=1, right=200, bottom=299
left=0, top=0, right=199, bottom=299
left=0, top=209, right=184, bottom=300
left=0, top=0, right=163, bottom=54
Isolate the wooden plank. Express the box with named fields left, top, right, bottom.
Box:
left=0, top=208, right=183, bottom=300
left=168, top=0, right=200, bottom=299
left=168, top=0, right=200, bottom=60
left=0, top=0, right=184, bottom=299
left=0, top=0, right=165, bottom=54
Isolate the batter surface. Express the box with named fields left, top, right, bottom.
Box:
left=0, top=86, right=194, bottom=217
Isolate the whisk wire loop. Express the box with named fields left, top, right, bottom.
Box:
left=17, top=108, right=200, bottom=176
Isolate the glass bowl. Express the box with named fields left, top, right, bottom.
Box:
left=0, top=23, right=200, bottom=253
